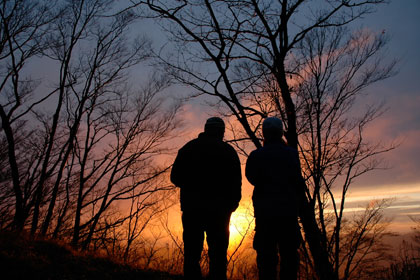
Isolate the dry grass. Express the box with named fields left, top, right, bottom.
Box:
left=0, top=231, right=182, bottom=280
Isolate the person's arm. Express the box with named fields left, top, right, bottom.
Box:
left=291, top=149, right=305, bottom=215
left=245, top=151, right=259, bottom=187
left=170, top=147, right=187, bottom=188
left=230, top=149, right=242, bottom=211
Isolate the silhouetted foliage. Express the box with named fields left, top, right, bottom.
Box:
left=367, top=219, right=420, bottom=280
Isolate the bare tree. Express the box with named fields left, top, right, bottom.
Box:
left=65, top=72, right=178, bottom=248
left=0, top=0, right=59, bottom=231
left=130, top=1, right=396, bottom=279
left=290, top=25, right=397, bottom=279
left=0, top=1, right=181, bottom=260
left=369, top=217, right=420, bottom=280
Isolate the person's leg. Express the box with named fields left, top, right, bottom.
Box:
left=278, top=216, right=300, bottom=280
left=254, top=217, right=279, bottom=280
left=205, top=211, right=231, bottom=280
left=182, top=211, right=205, bottom=280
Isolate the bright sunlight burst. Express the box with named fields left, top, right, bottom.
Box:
left=228, top=206, right=255, bottom=246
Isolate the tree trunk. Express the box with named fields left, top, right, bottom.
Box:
left=0, top=107, right=25, bottom=231
left=275, top=66, right=336, bottom=280
left=300, top=195, right=336, bottom=279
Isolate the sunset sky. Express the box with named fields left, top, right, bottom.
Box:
left=23, top=1, right=420, bottom=238
left=6, top=3, right=420, bottom=275
left=158, top=1, right=420, bottom=234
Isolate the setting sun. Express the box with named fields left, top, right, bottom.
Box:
left=228, top=206, right=255, bottom=246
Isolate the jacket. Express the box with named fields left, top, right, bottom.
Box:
left=246, top=141, right=301, bottom=218
left=171, top=132, right=242, bottom=212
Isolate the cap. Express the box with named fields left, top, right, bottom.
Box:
left=204, top=117, right=225, bottom=130
left=262, top=117, right=283, bottom=137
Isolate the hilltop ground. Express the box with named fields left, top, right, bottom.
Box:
left=0, top=231, right=182, bottom=280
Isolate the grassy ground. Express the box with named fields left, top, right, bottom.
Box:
left=0, top=231, right=182, bottom=280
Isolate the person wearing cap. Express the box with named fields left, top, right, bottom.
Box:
left=171, top=117, right=242, bottom=280
left=245, top=117, right=302, bottom=280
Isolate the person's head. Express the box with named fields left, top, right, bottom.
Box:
left=262, top=117, right=283, bottom=143
left=204, top=117, right=225, bottom=140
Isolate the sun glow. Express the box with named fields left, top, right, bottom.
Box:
left=228, top=206, right=255, bottom=246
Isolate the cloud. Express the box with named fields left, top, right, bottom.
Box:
left=351, top=91, right=420, bottom=187
left=330, top=182, right=420, bottom=232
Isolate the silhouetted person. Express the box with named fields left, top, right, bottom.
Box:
left=171, top=117, right=242, bottom=280
left=246, top=117, right=301, bottom=280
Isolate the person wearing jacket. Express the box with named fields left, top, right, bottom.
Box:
left=246, top=117, right=302, bottom=280
left=171, top=117, right=242, bottom=280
